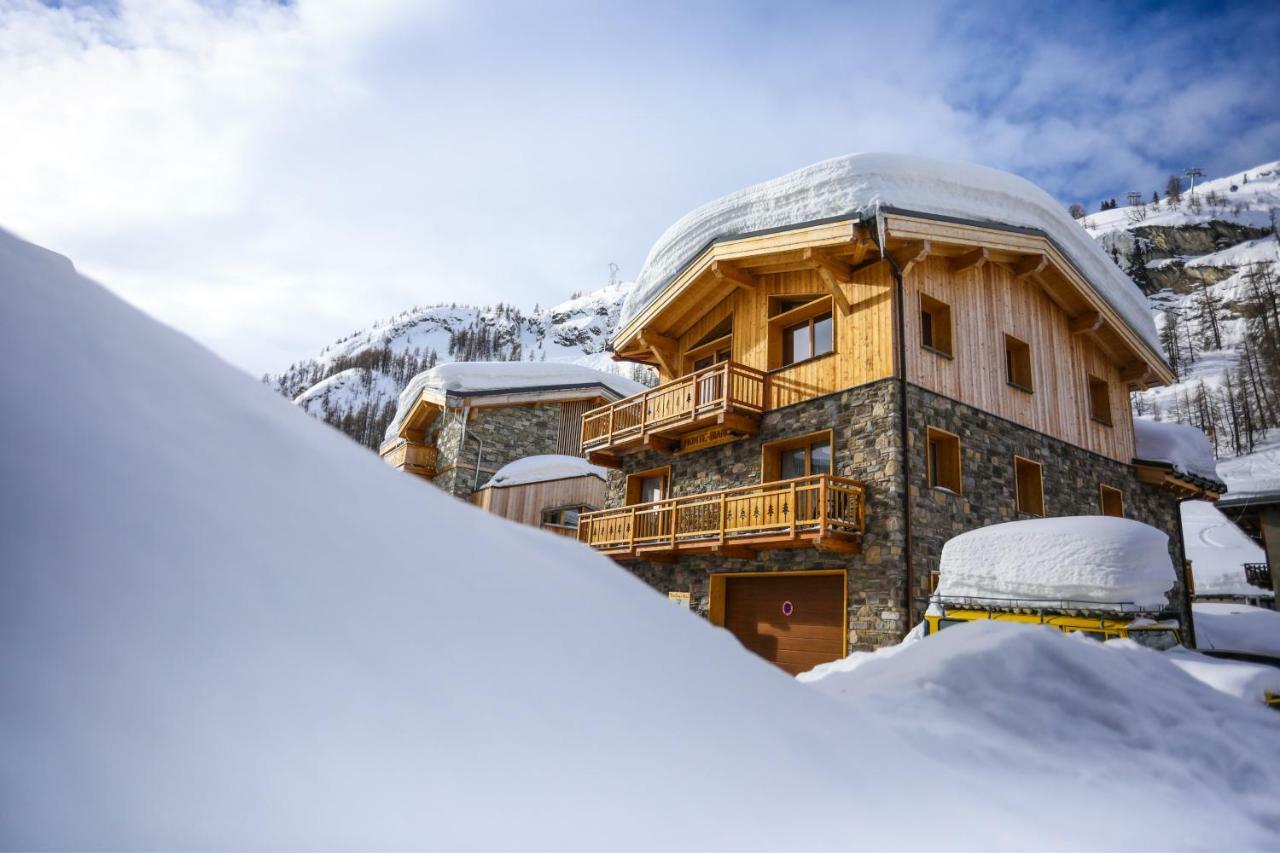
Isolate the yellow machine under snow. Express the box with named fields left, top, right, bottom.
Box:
left=922, top=603, right=1182, bottom=649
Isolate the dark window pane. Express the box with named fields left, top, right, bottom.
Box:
left=640, top=475, right=665, bottom=503
left=810, top=440, right=832, bottom=473
left=780, top=448, right=807, bottom=479
left=783, top=321, right=810, bottom=365
left=813, top=313, right=833, bottom=356
left=921, top=310, right=934, bottom=348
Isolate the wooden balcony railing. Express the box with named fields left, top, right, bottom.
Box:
left=581, top=361, right=766, bottom=456
left=382, top=441, right=439, bottom=478
left=1244, top=562, right=1273, bottom=590
left=577, top=474, right=865, bottom=558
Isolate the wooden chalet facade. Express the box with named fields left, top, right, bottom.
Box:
left=575, top=163, right=1220, bottom=674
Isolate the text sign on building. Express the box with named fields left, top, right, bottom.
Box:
left=668, top=591, right=691, bottom=608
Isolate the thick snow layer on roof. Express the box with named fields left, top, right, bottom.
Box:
left=1181, top=501, right=1272, bottom=598
left=937, top=517, right=1177, bottom=611
left=385, top=360, right=646, bottom=442
left=621, top=153, right=1162, bottom=353
left=480, top=454, right=606, bottom=489
left=1133, top=417, right=1223, bottom=486
left=10, top=227, right=1280, bottom=848
left=1194, top=602, right=1280, bottom=656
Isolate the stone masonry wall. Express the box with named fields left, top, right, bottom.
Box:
left=431, top=402, right=567, bottom=499
left=905, top=384, right=1192, bottom=636
left=612, top=378, right=910, bottom=651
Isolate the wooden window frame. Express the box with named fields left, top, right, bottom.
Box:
left=625, top=465, right=671, bottom=505
left=767, top=295, right=835, bottom=370
left=1013, top=455, right=1045, bottom=517
left=540, top=503, right=591, bottom=529
left=919, top=293, right=954, bottom=359
left=1098, top=484, right=1125, bottom=517
left=1087, top=373, right=1113, bottom=427
left=925, top=426, right=962, bottom=495
left=761, top=429, right=835, bottom=483
left=685, top=314, right=734, bottom=374
left=1004, top=334, right=1034, bottom=393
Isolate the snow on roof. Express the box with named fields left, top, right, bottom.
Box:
left=937, top=516, right=1177, bottom=611
left=1193, top=602, right=1280, bottom=657
left=7, top=226, right=1280, bottom=848
left=385, top=361, right=647, bottom=441
left=480, top=454, right=606, bottom=489
left=621, top=153, right=1162, bottom=354
left=1133, top=417, right=1224, bottom=489
left=1181, top=501, right=1273, bottom=599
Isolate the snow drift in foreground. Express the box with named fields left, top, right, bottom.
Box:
left=481, top=453, right=606, bottom=488
left=1181, top=501, right=1272, bottom=599
left=622, top=153, right=1161, bottom=354
left=936, top=516, right=1177, bottom=610
left=2, top=228, right=1279, bottom=849
left=1194, top=602, right=1280, bottom=657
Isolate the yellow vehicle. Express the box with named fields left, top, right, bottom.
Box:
left=923, top=604, right=1182, bottom=649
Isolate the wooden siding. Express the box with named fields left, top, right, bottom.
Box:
left=471, top=475, right=607, bottom=528
left=903, top=255, right=1136, bottom=463
left=556, top=400, right=592, bottom=455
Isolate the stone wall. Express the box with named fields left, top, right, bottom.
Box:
left=612, top=378, right=911, bottom=650
left=431, top=402, right=568, bottom=499
left=904, top=384, right=1191, bottom=636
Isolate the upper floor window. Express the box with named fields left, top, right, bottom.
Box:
left=768, top=295, right=834, bottom=369
left=687, top=315, right=733, bottom=373
left=920, top=294, right=954, bottom=357
left=1005, top=334, right=1033, bottom=392
left=762, top=431, right=833, bottom=482
left=1088, top=374, right=1112, bottom=426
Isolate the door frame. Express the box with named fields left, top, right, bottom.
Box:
left=708, top=569, right=849, bottom=656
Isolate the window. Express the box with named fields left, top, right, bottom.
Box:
left=625, top=466, right=670, bottom=505
left=926, top=427, right=962, bottom=493
left=762, top=431, right=833, bottom=482
left=1088, top=374, right=1112, bottom=426
left=1004, top=334, right=1033, bottom=392
left=688, top=315, right=732, bottom=372
left=541, top=505, right=584, bottom=528
left=692, top=349, right=730, bottom=371
left=920, top=294, right=953, bottom=357
left=1014, top=456, right=1044, bottom=516
left=1099, top=484, right=1124, bottom=517
left=768, top=295, right=834, bottom=369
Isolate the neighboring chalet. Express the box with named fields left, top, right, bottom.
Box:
left=380, top=362, right=646, bottom=499
left=472, top=455, right=608, bottom=537
left=575, top=153, right=1225, bottom=673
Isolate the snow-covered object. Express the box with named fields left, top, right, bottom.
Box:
left=6, top=228, right=1280, bottom=848
left=1133, top=417, right=1224, bottom=488
left=937, top=517, right=1177, bottom=611
left=1181, top=501, right=1273, bottom=599
left=1194, top=602, right=1280, bottom=656
left=384, top=360, right=646, bottom=442
left=621, top=153, right=1162, bottom=354
left=480, top=454, right=606, bottom=489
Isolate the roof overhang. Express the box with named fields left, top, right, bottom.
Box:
left=1132, top=458, right=1225, bottom=500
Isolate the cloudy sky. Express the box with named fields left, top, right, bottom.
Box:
left=3, top=0, right=1278, bottom=375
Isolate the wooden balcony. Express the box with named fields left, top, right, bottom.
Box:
left=581, top=361, right=767, bottom=461
left=1245, top=562, right=1273, bottom=590
left=382, top=441, right=439, bottom=478
left=577, top=474, right=865, bottom=559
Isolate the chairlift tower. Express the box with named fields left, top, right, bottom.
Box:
left=1126, top=191, right=1144, bottom=208
left=1184, top=167, right=1204, bottom=197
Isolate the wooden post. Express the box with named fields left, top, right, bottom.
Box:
left=789, top=481, right=797, bottom=539
left=718, top=494, right=726, bottom=545
left=819, top=476, right=829, bottom=534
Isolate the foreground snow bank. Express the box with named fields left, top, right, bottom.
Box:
left=1194, top=602, right=1280, bottom=656
left=481, top=454, right=606, bottom=488
left=937, top=516, right=1177, bottom=611
left=3, top=228, right=1278, bottom=849
left=622, top=153, right=1161, bottom=354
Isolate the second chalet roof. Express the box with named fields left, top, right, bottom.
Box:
left=1133, top=418, right=1226, bottom=493
left=385, top=361, right=647, bottom=442
left=480, top=454, right=607, bottom=489
left=620, top=152, right=1162, bottom=354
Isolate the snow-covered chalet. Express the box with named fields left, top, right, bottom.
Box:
left=575, top=153, right=1226, bottom=672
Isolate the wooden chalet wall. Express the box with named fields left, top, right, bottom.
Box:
left=902, top=255, right=1136, bottom=464
left=472, top=475, right=607, bottom=527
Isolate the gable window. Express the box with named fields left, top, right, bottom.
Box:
left=1005, top=334, right=1033, bottom=392
left=626, top=466, right=670, bottom=505
left=1099, top=484, right=1124, bottom=517
left=926, top=427, right=962, bottom=493
left=1014, top=456, right=1044, bottom=516
left=920, top=294, right=954, bottom=358
left=768, top=295, right=834, bottom=369
left=762, top=431, right=833, bottom=482
left=1088, top=374, right=1112, bottom=426
left=688, top=315, right=733, bottom=372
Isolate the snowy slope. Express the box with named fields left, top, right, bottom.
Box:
left=271, top=280, right=650, bottom=449
left=1181, top=501, right=1271, bottom=599
left=5, top=228, right=1280, bottom=848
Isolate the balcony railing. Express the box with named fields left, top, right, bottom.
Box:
left=382, top=441, right=439, bottom=478
left=577, top=474, right=865, bottom=558
left=1244, top=562, right=1273, bottom=590
left=581, top=361, right=766, bottom=456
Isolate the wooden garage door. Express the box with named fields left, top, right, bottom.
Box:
left=722, top=573, right=845, bottom=675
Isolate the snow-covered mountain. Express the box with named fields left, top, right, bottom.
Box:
left=1083, top=161, right=1279, bottom=459
left=269, top=280, right=651, bottom=448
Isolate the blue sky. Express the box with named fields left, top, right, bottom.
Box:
left=2, top=0, right=1277, bottom=373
